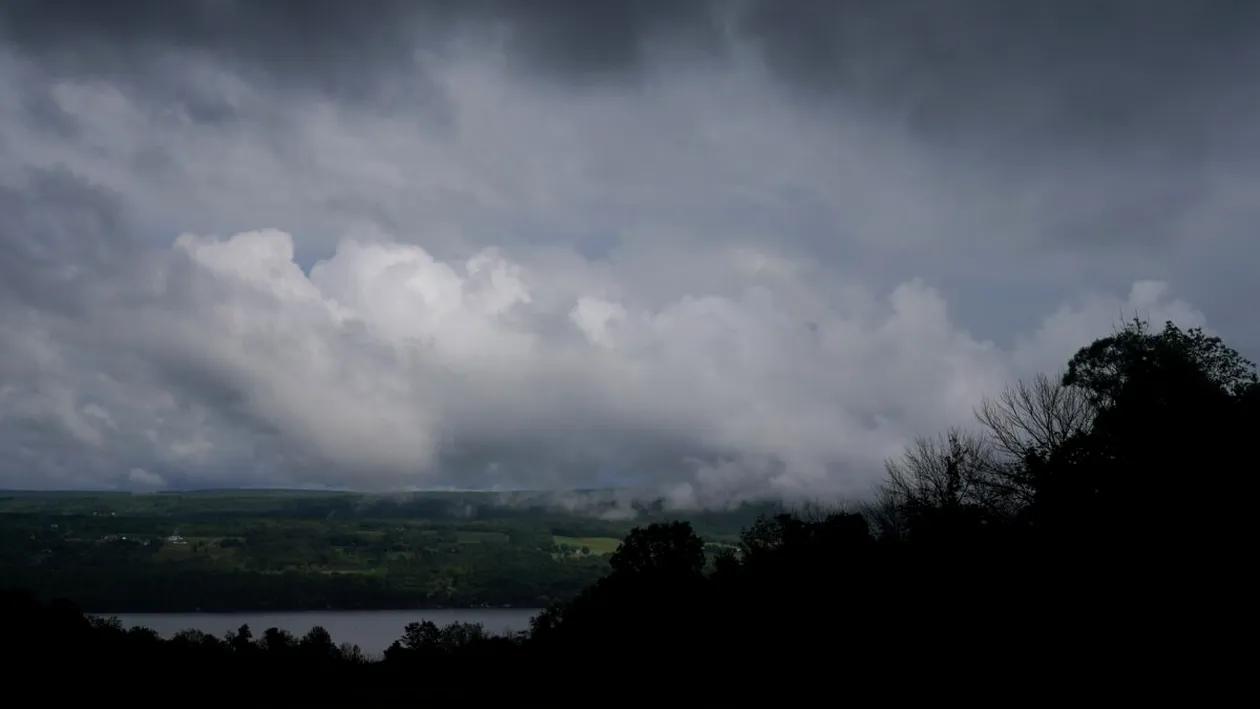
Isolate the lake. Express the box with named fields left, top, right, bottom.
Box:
left=102, top=608, right=542, bottom=654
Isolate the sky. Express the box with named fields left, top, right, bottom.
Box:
left=1, top=0, right=1256, bottom=502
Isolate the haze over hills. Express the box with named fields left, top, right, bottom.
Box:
left=0, top=485, right=803, bottom=520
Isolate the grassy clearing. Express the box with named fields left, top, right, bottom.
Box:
left=553, top=536, right=622, bottom=555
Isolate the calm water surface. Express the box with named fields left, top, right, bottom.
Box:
left=104, top=609, right=541, bottom=654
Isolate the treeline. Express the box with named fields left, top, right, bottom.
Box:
left=4, top=318, right=1251, bottom=704
left=0, top=517, right=614, bottom=611
left=2, top=548, right=608, bottom=612
left=3, top=563, right=601, bottom=612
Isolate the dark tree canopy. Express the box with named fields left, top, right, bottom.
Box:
left=608, top=520, right=705, bottom=578
left=1064, top=318, right=1258, bottom=409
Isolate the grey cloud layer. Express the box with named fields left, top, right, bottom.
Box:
left=8, top=1, right=1258, bottom=124
left=0, top=1, right=1255, bottom=497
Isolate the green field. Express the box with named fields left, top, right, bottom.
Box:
left=0, top=489, right=780, bottom=613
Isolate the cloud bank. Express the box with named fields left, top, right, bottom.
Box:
left=0, top=1, right=1255, bottom=500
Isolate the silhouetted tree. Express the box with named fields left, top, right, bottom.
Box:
left=876, top=429, right=1006, bottom=544
left=1057, top=319, right=1256, bottom=512
left=882, top=429, right=997, bottom=510
left=399, top=619, right=443, bottom=651
left=260, top=626, right=296, bottom=653
left=1064, top=318, right=1257, bottom=410
left=300, top=625, right=338, bottom=660
left=977, top=372, right=1094, bottom=459
left=974, top=371, right=1093, bottom=511
left=608, top=521, right=705, bottom=579
left=229, top=623, right=253, bottom=652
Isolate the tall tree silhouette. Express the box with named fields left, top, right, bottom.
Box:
left=608, top=520, right=705, bottom=579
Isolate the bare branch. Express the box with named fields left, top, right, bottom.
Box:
left=968, top=372, right=1093, bottom=511
left=975, top=372, right=1093, bottom=463
left=880, top=428, right=1002, bottom=513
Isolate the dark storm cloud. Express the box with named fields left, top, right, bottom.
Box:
left=0, top=0, right=723, bottom=103
left=0, top=166, right=140, bottom=316
left=6, top=1, right=1257, bottom=105
left=730, top=0, right=1260, bottom=193
left=7, top=1, right=1258, bottom=208
left=13, top=76, right=80, bottom=138
left=743, top=1, right=1260, bottom=107
left=0, top=0, right=432, bottom=100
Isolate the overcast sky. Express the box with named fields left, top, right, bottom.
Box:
left=1, top=0, right=1256, bottom=501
